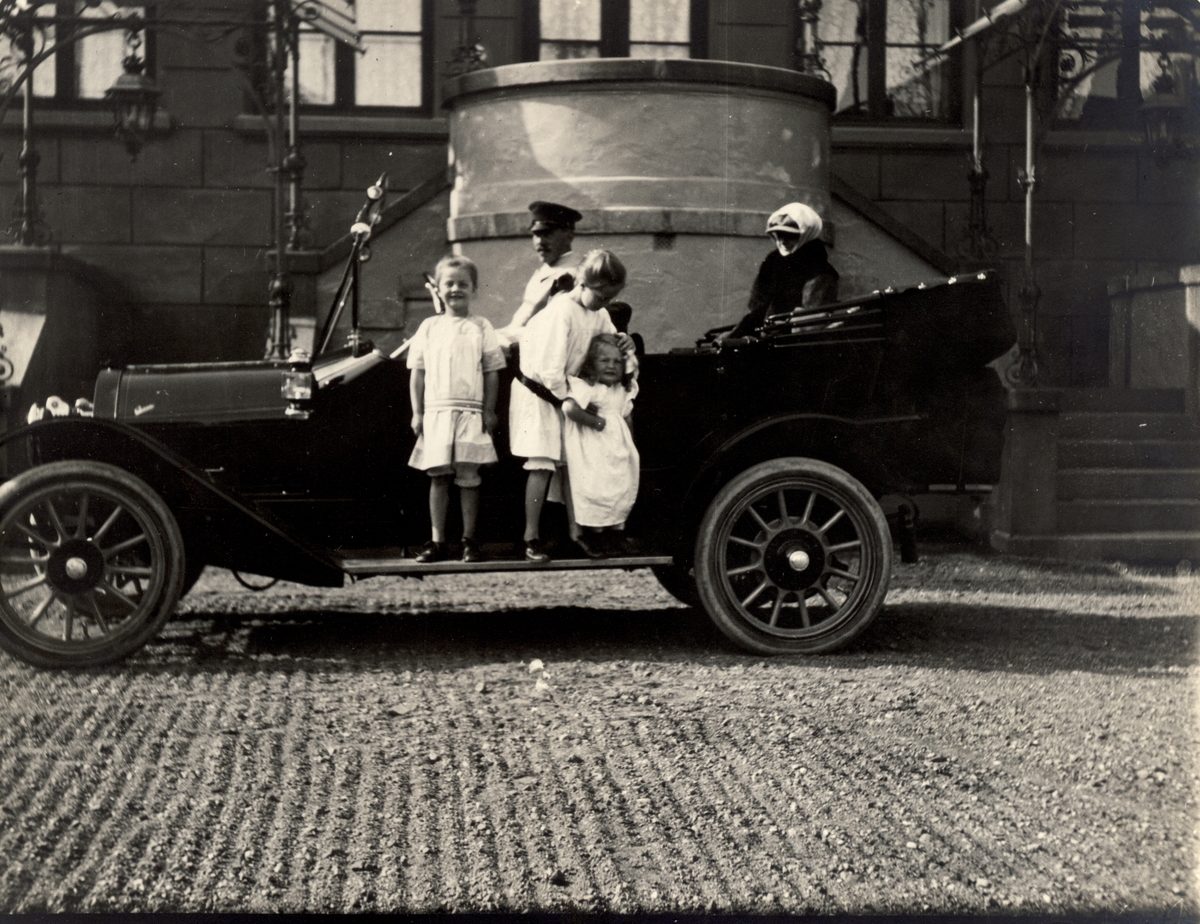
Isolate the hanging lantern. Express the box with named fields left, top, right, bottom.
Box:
left=104, top=53, right=161, bottom=160
left=1141, top=53, right=1186, bottom=163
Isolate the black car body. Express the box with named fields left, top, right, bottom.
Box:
left=0, top=267, right=1012, bottom=668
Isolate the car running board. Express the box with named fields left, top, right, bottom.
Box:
left=336, top=553, right=673, bottom=576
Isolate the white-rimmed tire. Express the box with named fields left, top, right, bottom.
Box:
left=695, top=458, right=892, bottom=654
left=0, top=461, right=185, bottom=668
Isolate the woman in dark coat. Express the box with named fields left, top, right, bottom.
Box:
left=727, top=202, right=838, bottom=340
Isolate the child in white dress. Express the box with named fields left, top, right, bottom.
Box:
left=509, top=249, right=635, bottom=562
left=561, top=334, right=640, bottom=555
left=408, top=255, right=506, bottom=563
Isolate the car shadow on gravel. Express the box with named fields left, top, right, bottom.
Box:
left=151, top=606, right=722, bottom=668
left=853, top=602, right=1197, bottom=674
left=140, top=602, right=1197, bottom=676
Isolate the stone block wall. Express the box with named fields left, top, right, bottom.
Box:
left=1, top=3, right=452, bottom=365
left=0, top=0, right=1194, bottom=379
left=1109, top=267, right=1200, bottom=414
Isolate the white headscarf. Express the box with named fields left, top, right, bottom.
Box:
left=766, top=202, right=823, bottom=256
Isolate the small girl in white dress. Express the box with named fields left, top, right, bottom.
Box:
left=561, top=333, right=640, bottom=553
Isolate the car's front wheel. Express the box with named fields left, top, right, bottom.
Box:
left=695, top=458, right=892, bottom=654
left=0, top=461, right=185, bottom=668
left=180, top=557, right=206, bottom=599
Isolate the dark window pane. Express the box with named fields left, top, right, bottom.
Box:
left=1056, top=0, right=1122, bottom=120
left=885, top=0, right=950, bottom=45
left=825, top=0, right=953, bottom=119
left=886, top=45, right=949, bottom=117
left=822, top=0, right=868, bottom=114
left=1057, top=0, right=1200, bottom=124
left=708, top=0, right=794, bottom=67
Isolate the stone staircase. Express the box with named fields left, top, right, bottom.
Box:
left=993, top=387, right=1200, bottom=565
left=989, top=265, right=1200, bottom=565
left=1054, top=389, right=1200, bottom=563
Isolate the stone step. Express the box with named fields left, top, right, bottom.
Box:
left=1058, top=439, right=1200, bottom=469
left=1058, top=499, right=1200, bottom=533
left=1054, top=532, right=1200, bottom=565
left=1059, top=388, right=1185, bottom=414
left=995, top=530, right=1200, bottom=565
left=1058, top=468, right=1200, bottom=500
left=1058, top=412, right=1200, bottom=441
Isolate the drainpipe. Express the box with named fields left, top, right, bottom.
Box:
left=284, top=9, right=307, bottom=252
left=265, top=0, right=292, bottom=360
left=15, top=22, right=43, bottom=247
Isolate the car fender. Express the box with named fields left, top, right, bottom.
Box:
left=671, top=411, right=920, bottom=560
left=0, top=417, right=343, bottom=587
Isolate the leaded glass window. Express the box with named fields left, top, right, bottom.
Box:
left=629, top=0, right=690, bottom=58
left=1056, top=0, right=1200, bottom=126
left=3, top=2, right=146, bottom=101
left=288, top=0, right=425, bottom=110
left=821, top=0, right=956, bottom=120
left=539, top=0, right=602, bottom=59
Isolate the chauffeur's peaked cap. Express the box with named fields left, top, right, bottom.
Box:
left=529, top=201, right=582, bottom=231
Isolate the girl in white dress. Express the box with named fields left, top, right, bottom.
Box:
left=408, top=256, right=506, bottom=563
left=561, top=334, right=640, bottom=554
left=509, top=250, right=635, bottom=561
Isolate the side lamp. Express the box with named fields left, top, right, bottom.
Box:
left=1140, top=54, right=1191, bottom=163
left=104, top=53, right=161, bottom=160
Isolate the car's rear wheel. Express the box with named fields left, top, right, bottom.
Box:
left=0, top=461, right=185, bottom=668
left=695, top=458, right=892, bottom=654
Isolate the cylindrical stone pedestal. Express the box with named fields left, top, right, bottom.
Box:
left=442, top=59, right=836, bottom=351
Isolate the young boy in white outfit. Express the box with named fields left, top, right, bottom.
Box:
left=408, top=255, right=506, bottom=563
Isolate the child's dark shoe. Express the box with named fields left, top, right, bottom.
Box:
left=572, top=534, right=606, bottom=559
left=415, top=540, right=447, bottom=563
left=524, top=539, right=551, bottom=563
left=461, top=538, right=485, bottom=563
left=611, top=533, right=641, bottom=557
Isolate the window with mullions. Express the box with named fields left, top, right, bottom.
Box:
left=1055, top=0, right=1200, bottom=127
left=820, top=0, right=959, bottom=120
left=538, top=0, right=600, bottom=58
left=2, top=1, right=150, bottom=102
left=289, top=0, right=428, bottom=110
left=536, top=0, right=694, bottom=60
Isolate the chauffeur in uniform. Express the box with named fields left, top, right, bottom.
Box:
left=495, top=201, right=585, bottom=350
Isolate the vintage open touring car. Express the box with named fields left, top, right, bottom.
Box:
left=0, top=193, right=1013, bottom=669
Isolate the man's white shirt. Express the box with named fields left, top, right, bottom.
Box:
left=496, top=250, right=584, bottom=349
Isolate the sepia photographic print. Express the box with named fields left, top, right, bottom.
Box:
left=0, top=0, right=1195, bottom=917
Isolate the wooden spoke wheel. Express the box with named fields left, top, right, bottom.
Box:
left=0, top=461, right=185, bottom=668
left=695, top=458, right=892, bottom=654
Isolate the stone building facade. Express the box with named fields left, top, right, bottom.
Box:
left=2, top=0, right=1196, bottom=385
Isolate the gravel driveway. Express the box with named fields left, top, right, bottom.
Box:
left=0, top=545, right=1195, bottom=913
